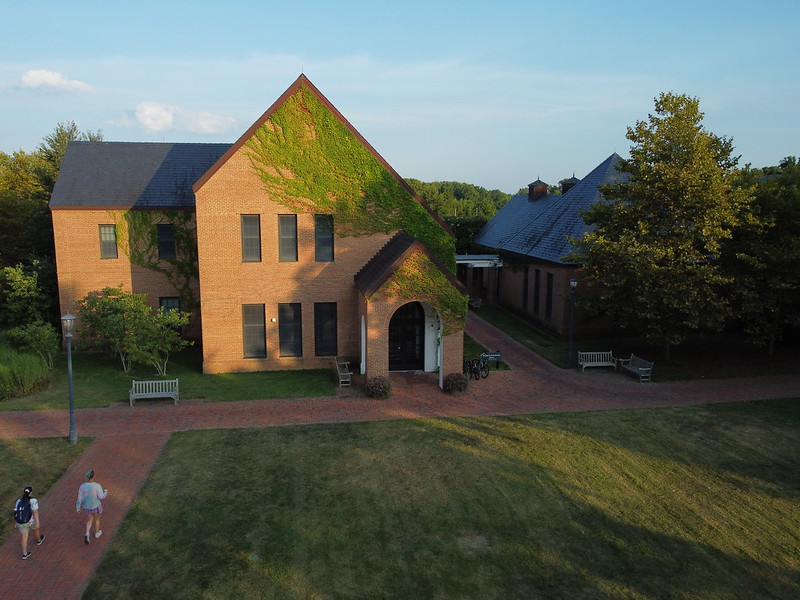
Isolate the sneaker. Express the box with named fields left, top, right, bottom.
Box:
left=94, top=530, right=103, bottom=539
left=22, top=552, right=31, bottom=560
left=84, top=533, right=90, bottom=545
left=36, top=534, right=45, bottom=545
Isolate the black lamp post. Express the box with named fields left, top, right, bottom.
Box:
left=567, top=278, right=578, bottom=368
left=61, top=313, right=77, bottom=445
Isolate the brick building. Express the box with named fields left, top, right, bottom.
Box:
left=50, top=75, right=465, bottom=384
left=473, top=154, right=626, bottom=337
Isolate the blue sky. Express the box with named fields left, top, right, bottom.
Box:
left=1, top=0, right=797, bottom=193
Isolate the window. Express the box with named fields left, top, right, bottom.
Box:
left=99, top=225, right=118, bottom=259
left=241, top=215, right=261, bottom=262
left=278, top=303, right=302, bottom=357
left=314, top=302, right=337, bottom=356
left=278, top=215, right=297, bottom=262
left=314, top=214, right=334, bottom=262
left=159, top=297, right=180, bottom=313
left=157, top=224, right=177, bottom=260
left=242, top=304, right=266, bottom=358
left=522, top=267, right=529, bottom=310
left=533, top=269, right=541, bottom=316
left=545, top=273, right=554, bottom=320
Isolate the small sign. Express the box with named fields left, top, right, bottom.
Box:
left=481, top=352, right=502, bottom=364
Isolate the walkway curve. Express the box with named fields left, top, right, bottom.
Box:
left=1, top=312, right=798, bottom=598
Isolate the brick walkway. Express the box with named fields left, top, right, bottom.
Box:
left=1, top=313, right=798, bottom=599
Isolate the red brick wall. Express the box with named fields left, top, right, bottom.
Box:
left=51, top=209, right=199, bottom=336
left=195, top=150, right=396, bottom=373
left=195, top=149, right=465, bottom=377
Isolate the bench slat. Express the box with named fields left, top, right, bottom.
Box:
left=129, top=379, right=179, bottom=406
left=577, top=351, right=616, bottom=372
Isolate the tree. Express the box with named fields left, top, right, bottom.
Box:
left=77, top=286, right=191, bottom=374
left=1, top=123, right=103, bottom=318
left=0, top=262, right=53, bottom=327
left=569, top=92, right=754, bottom=360
left=407, top=179, right=510, bottom=219
left=723, top=157, right=800, bottom=354
left=0, top=150, right=48, bottom=266
left=36, top=120, right=103, bottom=194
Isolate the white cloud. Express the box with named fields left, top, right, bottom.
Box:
left=134, top=101, right=235, bottom=134
left=135, top=101, right=176, bottom=132
left=19, top=69, right=94, bottom=92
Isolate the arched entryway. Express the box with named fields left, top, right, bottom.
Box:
left=388, top=301, right=425, bottom=371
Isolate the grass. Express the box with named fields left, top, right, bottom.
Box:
left=476, top=305, right=800, bottom=380
left=0, top=436, right=91, bottom=538
left=0, top=347, right=336, bottom=411
left=83, top=399, right=800, bottom=600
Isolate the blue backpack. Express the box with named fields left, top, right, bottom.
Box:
left=14, top=497, right=32, bottom=524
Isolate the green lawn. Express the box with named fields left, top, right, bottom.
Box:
left=0, top=347, right=336, bottom=411
left=83, top=399, right=800, bottom=600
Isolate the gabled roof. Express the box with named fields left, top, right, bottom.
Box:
left=474, top=153, right=627, bottom=264
left=355, top=231, right=464, bottom=298
left=50, top=142, right=230, bottom=210
left=193, top=74, right=450, bottom=234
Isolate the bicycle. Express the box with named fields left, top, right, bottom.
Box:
left=464, top=357, right=490, bottom=380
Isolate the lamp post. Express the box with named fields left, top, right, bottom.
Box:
left=61, top=314, right=77, bottom=445
left=567, top=278, right=578, bottom=368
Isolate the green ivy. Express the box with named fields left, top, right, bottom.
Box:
left=244, top=84, right=456, bottom=271
left=112, top=210, right=199, bottom=313
left=383, top=252, right=467, bottom=335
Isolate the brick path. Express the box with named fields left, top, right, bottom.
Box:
left=1, top=313, right=798, bottom=599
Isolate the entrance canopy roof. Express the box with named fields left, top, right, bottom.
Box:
left=455, top=255, right=503, bottom=268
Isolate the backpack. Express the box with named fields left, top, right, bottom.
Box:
left=14, top=497, right=32, bottom=525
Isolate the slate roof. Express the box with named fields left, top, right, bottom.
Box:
left=50, top=141, right=231, bottom=209
left=355, top=231, right=464, bottom=298
left=474, top=153, right=627, bottom=264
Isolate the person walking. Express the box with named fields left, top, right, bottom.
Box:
left=13, top=486, right=45, bottom=560
left=75, top=469, right=108, bottom=544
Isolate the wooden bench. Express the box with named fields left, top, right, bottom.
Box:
left=577, top=351, right=616, bottom=372
left=335, top=359, right=353, bottom=387
left=618, top=354, right=654, bottom=382
left=129, top=379, right=179, bottom=406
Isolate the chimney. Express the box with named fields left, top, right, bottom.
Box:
left=528, top=179, right=548, bottom=201
left=561, top=176, right=580, bottom=195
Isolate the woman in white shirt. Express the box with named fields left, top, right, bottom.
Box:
left=75, top=469, right=108, bottom=544
left=15, top=486, right=44, bottom=560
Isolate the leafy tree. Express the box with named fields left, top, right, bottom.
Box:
left=7, top=319, right=60, bottom=369
left=723, top=157, right=800, bottom=354
left=77, top=286, right=191, bottom=374
left=443, top=216, right=490, bottom=254
left=0, top=262, right=53, bottom=327
left=0, top=150, right=49, bottom=266
left=0, top=122, right=102, bottom=268
left=407, top=179, right=510, bottom=219
left=569, top=92, right=754, bottom=360
left=36, top=120, right=103, bottom=194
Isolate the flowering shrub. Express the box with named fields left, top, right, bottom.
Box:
left=443, top=372, right=469, bottom=394
left=364, top=375, right=391, bottom=399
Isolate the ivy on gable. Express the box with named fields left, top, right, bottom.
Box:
left=244, top=84, right=456, bottom=271
left=382, top=251, right=467, bottom=335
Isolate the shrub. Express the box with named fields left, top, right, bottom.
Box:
left=0, top=341, right=49, bottom=401
left=364, top=375, right=391, bottom=399
left=443, top=372, right=469, bottom=394
left=7, top=319, right=60, bottom=369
